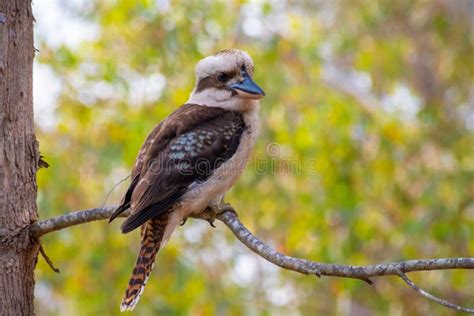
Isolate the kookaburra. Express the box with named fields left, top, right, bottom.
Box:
left=109, top=49, right=265, bottom=311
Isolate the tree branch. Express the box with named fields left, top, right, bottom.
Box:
left=30, top=206, right=474, bottom=313
left=31, top=206, right=119, bottom=237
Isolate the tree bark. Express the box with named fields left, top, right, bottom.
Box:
left=0, top=1, right=38, bottom=315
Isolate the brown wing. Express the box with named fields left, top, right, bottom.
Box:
left=111, top=104, right=245, bottom=232
left=110, top=103, right=228, bottom=222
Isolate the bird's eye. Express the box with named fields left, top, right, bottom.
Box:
left=217, top=72, right=229, bottom=83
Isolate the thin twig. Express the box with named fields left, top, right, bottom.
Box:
left=30, top=205, right=474, bottom=312
left=38, top=244, right=60, bottom=273
left=397, top=271, right=474, bottom=313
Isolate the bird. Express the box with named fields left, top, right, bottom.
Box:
left=109, top=49, right=265, bottom=311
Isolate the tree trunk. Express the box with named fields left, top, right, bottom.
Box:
left=0, top=0, right=38, bottom=315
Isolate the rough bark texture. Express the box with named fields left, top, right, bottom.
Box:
left=0, top=1, right=38, bottom=315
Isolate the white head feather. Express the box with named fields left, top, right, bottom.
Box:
left=194, top=49, right=255, bottom=79
left=187, top=49, right=262, bottom=112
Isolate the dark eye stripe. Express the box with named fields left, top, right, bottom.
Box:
left=194, top=69, right=239, bottom=93
left=195, top=76, right=215, bottom=93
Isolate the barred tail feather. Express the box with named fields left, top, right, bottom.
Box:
left=120, top=215, right=169, bottom=312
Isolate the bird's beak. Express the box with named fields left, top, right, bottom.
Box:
left=229, top=70, right=265, bottom=100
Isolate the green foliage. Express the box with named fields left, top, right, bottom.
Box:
left=34, top=1, right=473, bottom=315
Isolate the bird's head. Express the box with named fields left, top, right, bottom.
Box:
left=188, top=49, right=265, bottom=111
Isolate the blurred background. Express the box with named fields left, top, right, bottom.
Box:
left=33, top=0, right=473, bottom=315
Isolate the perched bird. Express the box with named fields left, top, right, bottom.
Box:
left=109, top=49, right=265, bottom=311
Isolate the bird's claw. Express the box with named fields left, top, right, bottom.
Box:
left=180, top=217, right=188, bottom=226
left=206, top=203, right=235, bottom=228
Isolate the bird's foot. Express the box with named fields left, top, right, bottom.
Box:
left=205, top=203, right=236, bottom=228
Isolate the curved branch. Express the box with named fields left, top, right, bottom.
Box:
left=30, top=206, right=474, bottom=313
left=216, top=211, right=474, bottom=313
